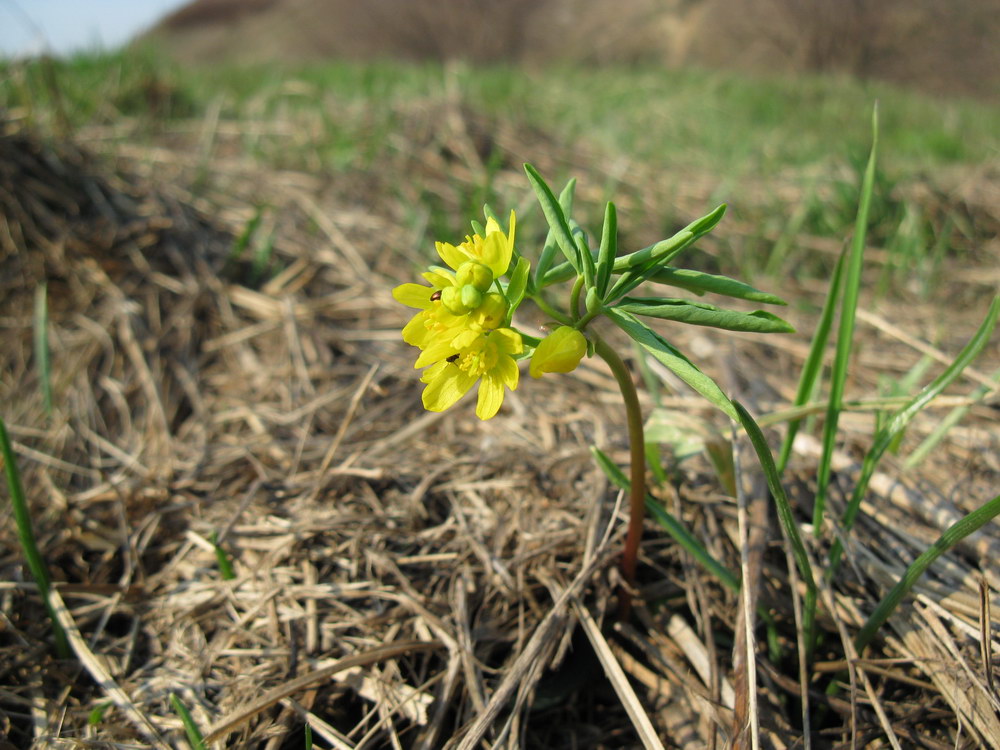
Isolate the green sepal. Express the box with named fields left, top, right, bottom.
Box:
left=606, top=308, right=737, bottom=419
left=525, top=164, right=581, bottom=273
left=615, top=297, right=795, bottom=333
left=471, top=219, right=486, bottom=237
left=648, top=267, right=787, bottom=305
left=482, top=203, right=501, bottom=224
left=596, top=202, right=617, bottom=298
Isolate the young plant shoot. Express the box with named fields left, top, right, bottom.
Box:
left=394, top=164, right=794, bottom=611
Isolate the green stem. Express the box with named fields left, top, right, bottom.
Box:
left=531, top=294, right=574, bottom=327
left=593, top=334, right=646, bottom=619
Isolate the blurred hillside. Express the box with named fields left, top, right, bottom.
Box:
left=144, top=0, right=1000, bottom=99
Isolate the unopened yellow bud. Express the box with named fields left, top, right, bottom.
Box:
left=529, top=326, right=587, bottom=378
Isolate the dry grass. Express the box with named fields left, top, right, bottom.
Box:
left=1, top=96, right=999, bottom=749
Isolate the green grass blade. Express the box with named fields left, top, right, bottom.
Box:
left=776, top=249, right=848, bottom=474
left=34, top=283, right=53, bottom=418
left=615, top=298, right=795, bottom=334
left=0, top=415, right=69, bottom=657
left=210, top=531, right=236, bottom=581
left=813, top=104, right=879, bottom=534
left=524, top=164, right=581, bottom=273
left=854, top=492, right=1000, bottom=653
left=734, top=402, right=817, bottom=655
left=606, top=308, right=737, bottom=419
left=596, top=201, right=617, bottom=298
left=829, top=295, right=1000, bottom=575
left=904, top=365, right=1000, bottom=470
left=170, top=693, right=207, bottom=750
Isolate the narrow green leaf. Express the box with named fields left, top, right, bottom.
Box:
left=0, top=415, right=69, bottom=658
left=524, top=164, right=580, bottom=272
left=603, top=204, right=727, bottom=302
left=829, top=296, right=1000, bottom=575
left=570, top=219, right=596, bottom=290
left=616, top=297, right=795, bottom=334
left=34, top=283, right=53, bottom=417
left=611, top=204, right=727, bottom=272
left=734, top=402, right=817, bottom=655
left=534, top=178, right=576, bottom=286
left=604, top=231, right=694, bottom=302
left=607, top=308, right=737, bottom=419
left=596, top=202, right=617, bottom=298
left=647, top=267, right=788, bottom=305
left=170, top=693, right=207, bottom=750
left=813, top=104, right=879, bottom=534
left=776, top=249, right=847, bottom=474
left=855, top=492, right=1000, bottom=652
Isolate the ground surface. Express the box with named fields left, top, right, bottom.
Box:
left=1, top=58, right=999, bottom=749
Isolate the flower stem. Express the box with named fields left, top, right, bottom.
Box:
left=593, top=333, right=646, bottom=619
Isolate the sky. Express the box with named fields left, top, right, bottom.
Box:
left=0, top=0, right=188, bottom=57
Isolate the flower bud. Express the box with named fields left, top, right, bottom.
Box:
left=440, top=285, right=471, bottom=315
left=529, top=326, right=587, bottom=378
left=455, top=261, right=494, bottom=292
left=460, top=284, right=483, bottom=311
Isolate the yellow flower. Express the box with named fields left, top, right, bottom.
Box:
left=419, top=327, right=523, bottom=420
left=435, top=211, right=516, bottom=279
left=529, top=326, right=587, bottom=378
left=434, top=212, right=516, bottom=315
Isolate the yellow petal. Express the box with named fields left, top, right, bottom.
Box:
left=435, top=241, right=468, bottom=271
left=491, top=327, right=524, bottom=355
left=422, top=364, right=476, bottom=412
left=415, top=336, right=458, bottom=368
left=393, top=283, right=434, bottom=309
left=419, top=360, right=449, bottom=384
left=422, top=268, right=455, bottom=287
left=475, top=372, right=505, bottom=420
left=496, top=354, right=519, bottom=390
left=479, top=231, right=512, bottom=278
left=401, top=311, right=431, bottom=346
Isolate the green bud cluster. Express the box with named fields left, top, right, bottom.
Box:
left=442, top=261, right=495, bottom=315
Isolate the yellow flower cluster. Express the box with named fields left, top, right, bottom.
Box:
left=393, top=213, right=523, bottom=420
